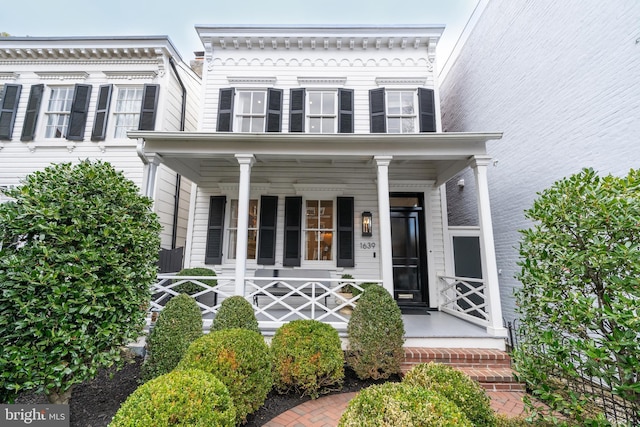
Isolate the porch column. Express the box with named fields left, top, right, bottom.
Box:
left=234, top=154, right=255, bottom=296
left=375, top=156, right=394, bottom=296
left=469, top=156, right=507, bottom=337
left=141, top=153, right=161, bottom=200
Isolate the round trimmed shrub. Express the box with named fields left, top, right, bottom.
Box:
left=338, top=382, right=472, bottom=427
left=177, top=329, right=272, bottom=423
left=212, top=295, right=260, bottom=333
left=174, top=267, right=217, bottom=295
left=403, top=362, right=495, bottom=427
left=271, top=319, right=344, bottom=399
left=346, top=285, right=405, bottom=379
left=110, top=369, right=235, bottom=426
left=141, top=294, right=202, bottom=381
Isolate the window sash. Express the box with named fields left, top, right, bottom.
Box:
left=113, top=87, right=143, bottom=139
left=304, top=200, right=334, bottom=261
left=386, top=90, right=417, bottom=134
left=227, top=199, right=259, bottom=260
left=307, top=91, right=337, bottom=134
left=44, top=87, right=74, bottom=138
left=236, top=91, right=266, bottom=132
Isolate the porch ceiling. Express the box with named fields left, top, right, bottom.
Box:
left=130, top=131, right=503, bottom=185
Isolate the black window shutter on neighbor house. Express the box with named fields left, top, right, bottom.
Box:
left=0, top=84, right=22, bottom=140
left=418, top=88, right=436, bottom=132
left=338, top=88, right=354, bottom=133
left=283, top=196, right=302, bottom=267
left=91, top=84, right=113, bottom=141
left=257, top=195, right=278, bottom=265
left=138, top=84, right=159, bottom=131
left=266, top=88, right=283, bottom=132
left=67, top=84, right=92, bottom=141
left=205, top=196, right=226, bottom=264
left=289, top=88, right=305, bottom=133
left=217, top=88, right=235, bottom=132
left=21, top=84, right=44, bottom=142
left=369, top=88, right=386, bottom=133
left=336, top=197, right=355, bottom=267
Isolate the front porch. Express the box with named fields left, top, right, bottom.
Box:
left=148, top=273, right=506, bottom=350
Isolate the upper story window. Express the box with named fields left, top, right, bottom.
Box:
left=113, top=87, right=144, bottom=139
left=289, top=88, right=353, bottom=133
left=369, top=87, right=436, bottom=133
left=44, top=87, right=74, bottom=138
left=217, top=88, right=282, bottom=133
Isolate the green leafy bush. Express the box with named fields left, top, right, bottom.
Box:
left=212, top=295, right=260, bottom=333
left=346, top=285, right=405, bottom=379
left=338, top=382, right=472, bottom=427
left=0, top=160, right=160, bottom=403
left=110, top=369, right=235, bottom=426
left=271, top=319, right=344, bottom=398
left=173, top=267, right=217, bottom=295
left=177, top=329, right=272, bottom=423
left=515, top=168, right=640, bottom=421
left=141, top=294, right=202, bottom=381
left=403, top=362, right=495, bottom=426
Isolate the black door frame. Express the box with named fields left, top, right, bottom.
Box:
left=390, top=192, right=429, bottom=306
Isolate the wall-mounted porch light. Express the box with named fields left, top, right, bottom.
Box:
left=362, top=211, right=372, bottom=237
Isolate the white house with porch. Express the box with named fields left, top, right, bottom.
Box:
left=133, top=25, right=507, bottom=349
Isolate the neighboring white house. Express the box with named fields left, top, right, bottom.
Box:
left=439, top=1, right=640, bottom=323
left=133, top=25, right=507, bottom=343
left=0, top=36, right=201, bottom=266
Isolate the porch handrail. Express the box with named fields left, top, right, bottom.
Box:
left=438, top=274, right=489, bottom=328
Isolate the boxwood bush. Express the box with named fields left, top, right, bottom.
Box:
left=346, top=285, right=405, bottom=379
left=212, top=295, right=260, bottom=333
left=141, top=294, right=202, bottom=381
left=403, top=362, right=495, bottom=426
left=110, top=369, right=235, bottom=426
left=177, top=329, right=272, bottom=423
left=173, top=267, right=217, bottom=295
left=271, top=319, right=344, bottom=398
left=339, top=382, right=472, bottom=427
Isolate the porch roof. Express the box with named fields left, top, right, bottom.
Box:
left=130, top=131, right=503, bottom=185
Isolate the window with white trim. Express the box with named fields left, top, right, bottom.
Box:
left=307, top=91, right=337, bottom=133
left=386, top=90, right=417, bottom=134
left=227, top=199, right=259, bottom=260
left=235, top=90, right=266, bottom=132
left=304, top=200, right=334, bottom=261
left=113, top=87, right=143, bottom=138
left=44, top=86, right=74, bottom=138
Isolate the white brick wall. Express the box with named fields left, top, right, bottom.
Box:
left=440, top=0, right=640, bottom=322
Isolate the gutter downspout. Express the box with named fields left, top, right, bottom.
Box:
left=168, top=57, right=187, bottom=250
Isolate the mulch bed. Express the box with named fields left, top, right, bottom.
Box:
left=14, top=354, right=400, bottom=427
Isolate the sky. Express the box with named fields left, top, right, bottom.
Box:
left=1, top=0, right=479, bottom=66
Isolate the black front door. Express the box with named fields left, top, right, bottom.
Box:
left=390, top=194, right=428, bottom=306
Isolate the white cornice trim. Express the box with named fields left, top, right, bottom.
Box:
left=293, top=183, right=347, bottom=196
left=103, top=70, right=159, bottom=80
left=375, top=77, right=428, bottom=86
left=297, top=77, right=347, bottom=87
left=0, top=72, right=19, bottom=81
left=34, top=71, right=89, bottom=81
left=226, top=76, right=277, bottom=86
left=390, top=180, right=436, bottom=191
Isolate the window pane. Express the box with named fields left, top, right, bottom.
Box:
left=305, top=231, right=319, bottom=260
left=388, top=118, right=401, bottom=133
left=322, top=92, right=334, bottom=114
left=308, top=92, right=321, bottom=115
left=228, top=230, right=238, bottom=259
left=247, top=230, right=257, bottom=259
left=308, top=117, right=321, bottom=133
left=238, top=92, right=252, bottom=114
left=306, top=201, right=319, bottom=228
left=230, top=200, right=239, bottom=228
left=114, top=87, right=143, bottom=138
left=320, top=231, right=333, bottom=260
left=402, top=118, right=415, bottom=133
left=321, top=117, right=334, bottom=133
left=401, top=92, right=414, bottom=114
left=240, top=117, right=251, bottom=132
left=250, top=117, right=264, bottom=132
left=319, top=200, right=333, bottom=229
left=387, top=91, right=401, bottom=114
left=252, top=92, right=265, bottom=114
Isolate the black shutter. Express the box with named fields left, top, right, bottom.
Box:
left=0, top=84, right=22, bottom=140
left=418, top=88, right=436, bottom=132
left=21, top=84, right=44, bottom=142
left=289, top=88, right=305, bottom=133
left=338, top=89, right=354, bottom=133
left=257, top=196, right=278, bottom=265
left=138, top=84, right=159, bottom=131
left=369, top=88, right=386, bottom=133
left=266, top=88, right=283, bottom=132
left=217, top=88, right=235, bottom=132
left=66, top=84, right=92, bottom=141
left=283, top=196, right=302, bottom=267
left=91, top=84, right=113, bottom=141
left=336, top=197, right=355, bottom=267
left=205, top=196, right=226, bottom=264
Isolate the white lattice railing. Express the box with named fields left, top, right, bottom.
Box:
left=149, top=274, right=380, bottom=331
left=438, top=274, right=489, bottom=328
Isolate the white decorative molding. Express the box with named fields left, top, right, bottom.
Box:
left=211, top=57, right=431, bottom=68
left=218, top=182, right=271, bottom=197
left=375, top=77, right=428, bottom=86
left=389, top=180, right=436, bottom=191
left=103, top=71, right=159, bottom=80
left=34, top=71, right=89, bottom=81
left=0, top=72, right=19, bottom=81
left=293, top=183, right=346, bottom=197
left=297, top=77, right=347, bottom=87
left=226, top=76, right=277, bottom=86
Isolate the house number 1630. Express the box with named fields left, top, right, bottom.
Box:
left=360, top=242, right=376, bottom=250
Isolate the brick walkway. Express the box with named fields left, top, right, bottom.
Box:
left=264, top=390, right=528, bottom=426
